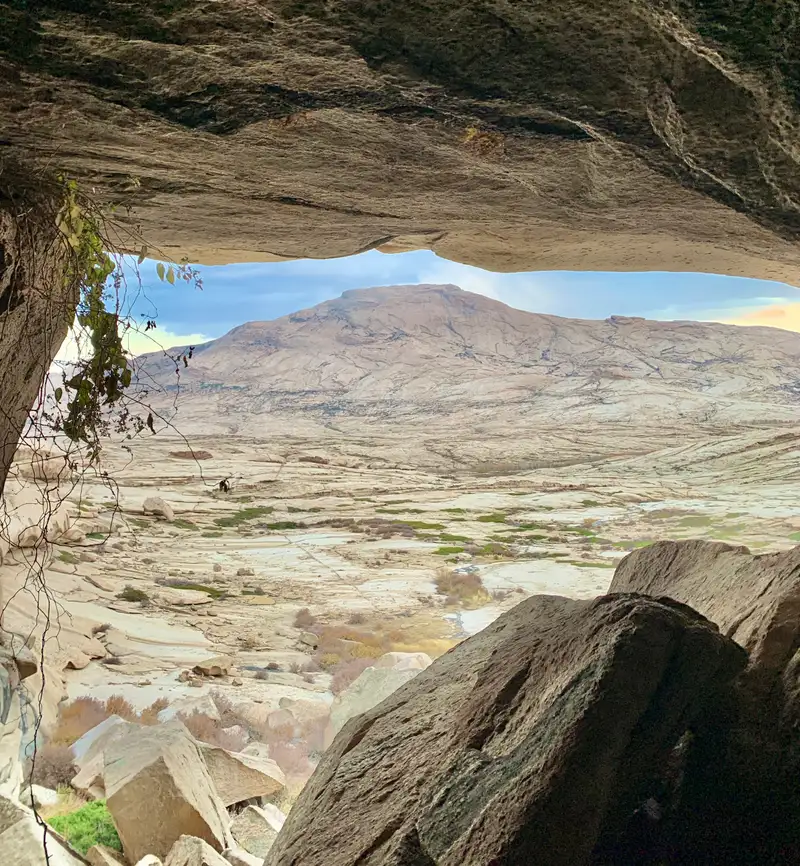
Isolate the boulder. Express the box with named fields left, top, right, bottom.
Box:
left=158, top=695, right=220, bottom=725
left=373, top=651, right=432, bottom=672
left=86, top=845, right=126, bottom=866
left=104, top=721, right=231, bottom=862
left=610, top=540, right=800, bottom=862
left=193, top=656, right=232, bottom=678
left=71, top=717, right=134, bottom=798
left=267, top=594, right=745, bottom=866
left=0, top=472, right=73, bottom=554
left=298, top=632, right=317, bottom=648
left=19, top=785, right=59, bottom=808
left=0, top=794, right=85, bottom=865
left=221, top=848, right=261, bottom=866
left=13, top=447, right=69, bottom=484
left=135, top=859, right=163, bottom=866
left=231, top=805, right=285, bottom=860
left=142, top=498, right=175, bottom=522
left=196, top=743, right=285, bottom=807
left=165, top=835, right=229, bottom=866
left=324, top=666, right=419, bottom=747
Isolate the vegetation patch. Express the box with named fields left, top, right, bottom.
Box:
left=47, top=800, right=121, bottom=855
left=477, top=513, right=508, bottom=523
left=402, top=520, right=444, bottom=530
left=266, top=520, right=303, bottom=530
left=566, top=560, right=616, bottom=568
left=201, top=530, right=224, bottom=538
left=434, top=568, right=490, bottom=606
left=438, top=533, right=471, bottom=543
left=116, top=585, right=148, bottom=602
left=214, top=506, right=274, bottom=527
left=581, top=499, right=601, bottom=507
left=789, top=532, right=800, bottom=542
left=443, top=507, right=467, bottom=514
left=58, top=551, right=79, bottom=565
left=678, top=514, right=714, bottom=528
left=167, top=582, right=224, bottom=599
left=129, top=517, right=150, bottom=529
left=476, top=542, right=514, bottom=558
left=85, top=531, right=106, bottom=540
left=170, top=449, right=213, bottom=460
left=434, top=546, right=466, bottom=555
left=172, top=518, right=199, bottom=530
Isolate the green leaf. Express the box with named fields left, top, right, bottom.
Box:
left=137, top=246, right=148, bottom=265
left=156, top=262, right=165, bottom=281
left=166, top=266, right=175, bottom=285
left=54, top=387, right=63, bottom=402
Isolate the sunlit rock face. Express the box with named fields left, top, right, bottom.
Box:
left=2, top=1, right=800, bottom=281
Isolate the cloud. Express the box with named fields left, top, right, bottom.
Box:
left=414, top=258, right=555, bottom=310
left=55, top=323, right=211, bottom=364
left=718, top=302, right=800, bottom=332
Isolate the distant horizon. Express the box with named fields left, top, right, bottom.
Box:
left=55, top=251, right=800, bottom=361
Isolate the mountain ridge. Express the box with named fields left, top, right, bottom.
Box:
left=135, top=284, right=800, bottom=434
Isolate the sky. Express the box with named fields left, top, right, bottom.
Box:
left=58, top=249, right=800, bottom=358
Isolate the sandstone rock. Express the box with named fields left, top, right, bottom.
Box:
left=193, top=656, right=232, bottom=678
left=86, top=844, right=127, bottom=866
left=165, top=835, right=229, bottom=866
left=154, top=588, right=214, bottom=607
left=231, top=805, right=285, bottom=860
left=8, top=1, right=800, bottom=286
left=72, top=716, right=129, bottom=764
left=105, top=721, right=231, bottom=862
left=197, top=743, right=285, bottom=807
left=135, top=858, right=163, bottom=866
left=373, top=651, right=432, bottom=672
left=240, top=743, right=271, bottom=763
left=12, top=447, right=69, bottom=484
left=324, top=665, right=419, bottom=747
left=158, top=695, right=221, bottom=724
left=277, top=697, right=330, bottom=731
left=221, top=848, right=262, bottom=866
left=19, top=785, right=59, bottom=808
left=268, top=594, right=744, bottom=866
left=610, top=540, right=800, bottom=862
left=0, top=795, right=84, bottom=865
left=142, top=498, right=175, bottom=522
left=235, top=568, right=254, bottom=578
left=298, top=632, right=317, bottom=648
left=72, top=718, right=135, bottom=799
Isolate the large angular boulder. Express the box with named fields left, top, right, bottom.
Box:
left=104, top=721, right=231, bottom=863
left=324, top=666, right=420, bottom=747
left=610, top=540, right=800, bottom=861
left=231, top=805, right=285, bottom=860
left=86, top=845, right=126, bottom=866
left=165, top=835, right=229, bottom=866
left=267, top=593, right=744, bottom=866
left=0, top=794, right=84, bottom=865
left=71, top=717, right=135, bottom=799
left=197, top=743, right=285, bottom=807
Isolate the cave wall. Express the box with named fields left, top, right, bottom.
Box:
left=1, top=1, right=800, bottom=280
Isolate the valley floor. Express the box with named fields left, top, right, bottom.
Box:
left=14, top=423, right=800, bottom=806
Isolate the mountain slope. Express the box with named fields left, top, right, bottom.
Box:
left=136, top=284, right=800, bottom=434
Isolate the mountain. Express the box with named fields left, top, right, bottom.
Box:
left=135, top=284, right=800, bottom=435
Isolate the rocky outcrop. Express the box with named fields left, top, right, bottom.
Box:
left=610, top=540, right=800, bottom=862
left=104, top=722, right=231, bottom=863
left=268, top=593, right=745, bottom=865
left=4, top=3, right=800, bottom=283
left=142, top=497, right=175, bottom=522
left=197, top=744, right=285, bottom=807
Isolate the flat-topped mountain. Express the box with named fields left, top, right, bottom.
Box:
left=136, top=284, right=800, bottom=434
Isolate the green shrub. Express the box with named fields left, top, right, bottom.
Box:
left=172, top=518, right=199, bottom=530
left=434, top=546, right=465, bottom=555
left=47, top=801, right=121, bottom=855
left=266, top=521, right=302, bottom=530
left=85, top=531, right=106, bottom=540
left=116, top=585, right=148, bottom=602
left=214, top=506, right=274, bottom=527
left=439, top=533, right=471, bottom=543
left=58, top=551, right=79, bottom=565
left=477, top=513, right=507, bottom=523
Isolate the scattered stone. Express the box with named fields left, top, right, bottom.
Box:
left=230, top=805, right=285, bottom=859
left=298, top=632, right=318, bottom=648
left=231, top=678, right=243, bottom=687
left=154, top=588, right=214, bottom=607
left=134, top=858, right=163, bottom=866
left=177, top=670, right=194, bottom=683
left=165, top=835, right=229, bottom=866
left=85, top=575, right=115, bottom=592
left=235, top=568, right=254, bottom=577
left=197, top=743, right=285, bottom=807
left=80, top=551, right=99, bottom=563
left=213, top=565, right=222, bottom=573
left=193, top=656, right=232, bottom=678
left=269, top=594, right=745, bottom=866
left=142, top=497, right=175, bottom=522
left=105, top=721, right=231, bottom=862
left=86, top=844, right=127, bottom=866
